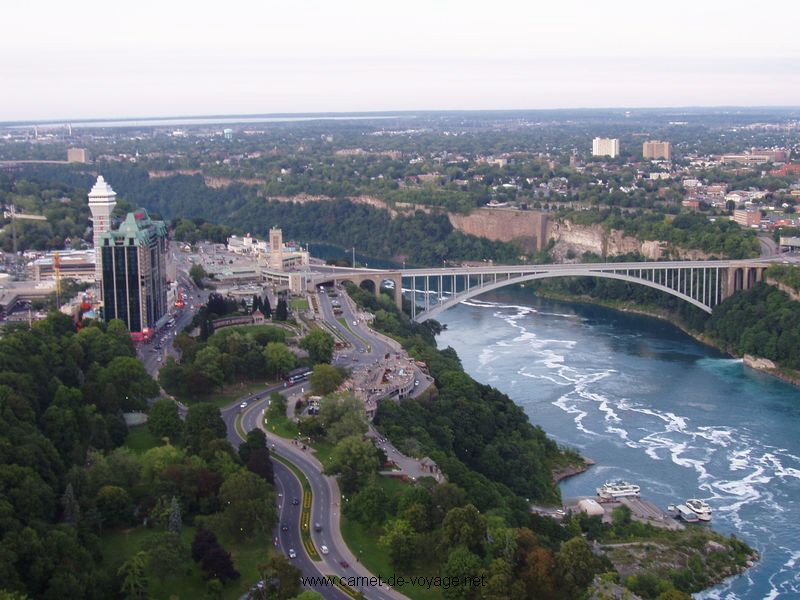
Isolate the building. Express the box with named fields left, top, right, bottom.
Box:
left=733, top=209, right=762, bottom=228
left=88, top=175, right=117, bottom=288
left=67, top=148, right=90, bottom=163
left=643, top=140, right=672, bottom=161
left=30, top=250, right=95, bottom=283
left=592, top=137, right=619, bottom=158
left=99, top=209, right=168, bottom=339
left=226, top=228, right=310, bottom=271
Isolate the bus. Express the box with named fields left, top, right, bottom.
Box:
left=286, top=367, right=312, bottom=385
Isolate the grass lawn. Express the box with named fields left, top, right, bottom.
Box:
left=263, top=411, right=336, bottom=467
left=179, top=380, right=275, bottom=409
left=289, top=297, right=309, bottom=311
left=124, top=425, right=160, bottom=454
left=102, top=526, right=271, bottom=600
left=223, top=324, right=289, bottom=341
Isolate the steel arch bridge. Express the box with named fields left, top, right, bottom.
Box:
left=308, top=260, right=769, bottom=322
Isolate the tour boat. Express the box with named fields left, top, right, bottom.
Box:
left=685, top=498, right=712, bottom=521
left=596, top=480, right=641, bottom=500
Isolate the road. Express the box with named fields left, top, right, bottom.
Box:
left=233, top=398, right=405, bottom=600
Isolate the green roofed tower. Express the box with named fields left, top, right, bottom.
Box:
left=99, top=208, right=168, bottom=340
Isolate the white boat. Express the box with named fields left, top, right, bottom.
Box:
left=685, top=498, right=712, bottom=521
left=596, top=480, right=641, bottom=500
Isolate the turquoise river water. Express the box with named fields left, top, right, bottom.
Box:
left=435, top=288, right=800, bottom=599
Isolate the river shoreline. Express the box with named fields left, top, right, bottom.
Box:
left=528, top=287, right=800, bottom=388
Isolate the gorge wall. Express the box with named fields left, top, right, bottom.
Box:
left=448, top=208, right=714, bottom=261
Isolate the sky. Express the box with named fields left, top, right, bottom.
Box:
left=3, top=0, right=799, bottom=121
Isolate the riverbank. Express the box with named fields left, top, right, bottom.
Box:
left=553, top=456, right=595, bottom=483
left=528, top=286, right=800, bottom=388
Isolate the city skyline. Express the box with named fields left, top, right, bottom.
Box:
left=3, top=0, right=799, bottom=121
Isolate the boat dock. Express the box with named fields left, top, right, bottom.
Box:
left=562, top=496, right=685, bottom=531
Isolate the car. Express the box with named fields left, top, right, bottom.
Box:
left=340, top=560, right=349, bottom=569
left=414, top=380, right=420, bottom=386
left=156, top=356, right=162, bottom=362
left=320, top=545, right=329, bottom=555
left=314, top=522, right=322, bottom=532
left=292, top=497, right=299, bottom=506
left=288, top=549, right=297, bottom=559
left=239, top=401, right=248, bottom=409
left=281, top=523, right=288, bottom=531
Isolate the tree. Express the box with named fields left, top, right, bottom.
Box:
left=441, top=504, right=487, bottom=555
left=215, top=471, right=276, bottom=539
left=158, top=356, right=186, bottom=396
left=309, top=363, right=344, bottom=395
left=193, top=346, right=225, bottom=389
left=555, top=536, right=609, bottom=597
left=148, top=399, right=183, bottom=444
left=263, top=343, right=296, bottom=379
left=325, top=434, right=381, bottom=494
left=267, top=391, right=287, bottom=420
left=262, top=296, right=272, bottom=319
left=274, top=298, right=289, bottom=321
left=141, top=531, right=186, bottom=582
left=192, top=526, right=219, bottom=562
left=247, top=447, right=275, bottom=483
left=238, top=428, right=267, bottom=464
left=118, top=551, right=149, bottom=599
left=379, top=519, right=419, bottom=570
left=99, top=356, right=159, bottom=411
left=441, top=546, right=482, bottom=600
left=319, top=393, right=367, bottom=444
left=185, top=403, right=226, bottom=452
left=201, top=544, right=239, bottom=583
left=189, top=263, right=207, bottom=287
left=347, top=482, right=389, bottom=526
left=60, top=483, right=79, bottom=527
left=300, top=329, right=334, bottom=364
left=168, top=496, right=182, bottom=535
left=256, top=555, right=301, bottom=600
left=95, top=485, right=133, bottom=527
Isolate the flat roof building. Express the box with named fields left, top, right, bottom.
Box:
left=643, top=140, right=672, bottom=161
left=592, top=137, right=619, bottom=158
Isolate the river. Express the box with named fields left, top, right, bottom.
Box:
left=434, top=287, right=800, bottom=599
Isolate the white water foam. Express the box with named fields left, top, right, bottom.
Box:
left=449, top=296, right=800, bottom=599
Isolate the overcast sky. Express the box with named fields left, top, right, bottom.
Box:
left=3, top=0, right=799, bottom=121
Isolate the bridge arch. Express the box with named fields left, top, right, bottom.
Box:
left=413, top=270, right=714, bottom=322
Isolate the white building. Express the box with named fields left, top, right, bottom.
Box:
left=592, top=137, right=620, bottom=158
left=87, top=175, right=117, bottom=290
left=227, top=228, right=310, bottom=271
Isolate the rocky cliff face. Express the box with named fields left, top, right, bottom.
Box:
left=447, top=208, right=548, bottom=252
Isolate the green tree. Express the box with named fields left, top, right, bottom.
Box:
left=300, top=329, right=334, bottom=364
left=215, top=471, right=276, bottom=540
left=441, top=546, right=482, bottom=600
left=319, top=392, right=368, bottom=444
left=441, top=504, right=487, bottom=555
left=556, top=536, right=609, bottom=597
left=193, top=346, right=224, bottom=389
left=380, top=519, right=419, bottom=570
left=263, top=342, right=296, bottom=379
left=60, top=482, right=79, bottom=527
left=238, top=428, right=267, bottom=464
left=168, top=496, right=182, bottom=535
left=256, top=555, right=301, bottom=600
left=347, top=482, right=389, bottom=526
left=95, top=485, right=133, bottom=527
left=189, top=263, right=207, bottom=287
left=274, top=298, right=289, bottom=321
left=324, top=434, right=381, bottom=494
left=141, top=531, right=186, bottom=582
left=118, top=551, right=149, bottom=599
left=100, top=356, right=159, bottom=411
left=185, top=403, right=226, bottom=452
left=309, top=363, right=344, bottom=395
left=148, top=399, right=183, bottom=443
